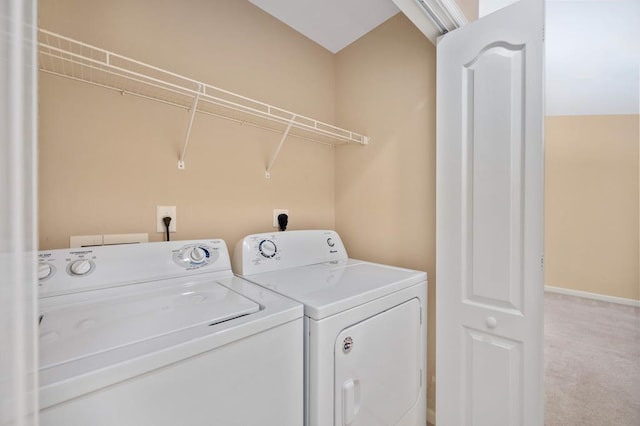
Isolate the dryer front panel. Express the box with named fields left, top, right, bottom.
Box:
left=334, top=298, right=422, bottom=426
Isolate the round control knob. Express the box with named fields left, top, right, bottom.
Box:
left=327, top=238, right=335, bottom=247
left=38, top=263, right=53, bottom=280
left=69, top=259, right=92, bottom=276
left=189, top=247, right=207, bottom=264
left=259, top=239, right=277, bottom=258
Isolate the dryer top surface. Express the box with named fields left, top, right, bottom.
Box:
left=240, top=259, right=426, bottom=320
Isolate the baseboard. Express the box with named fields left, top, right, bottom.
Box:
left=428, top=408, right=436, bottom=425
left=545, top=285, right=640, bottom=307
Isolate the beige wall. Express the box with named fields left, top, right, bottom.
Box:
left=545, top=115, right=640, bottom=300
left=335, top=14, right=437, bottom=410
left=38, top=0, right=338, bottom=250
left=457, top=0, right=479, bottom=21
left=40, top=0, right=438, bottom=412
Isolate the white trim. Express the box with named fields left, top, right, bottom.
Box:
left=428, top=407, right=436, bottom=424
left=545, top=286, right=640, bottom=308
left=0, top=0, right=39, bottom=423
left=392, top=0, right=468, bottom=45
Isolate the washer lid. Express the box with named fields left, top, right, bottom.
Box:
left=242, top=259, right=426, bottom=320
left=39, top=280, right=260, bottom=369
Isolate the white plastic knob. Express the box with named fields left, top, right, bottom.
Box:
left=189, top=247, right=206, bottom=263
left=486, top=316, right=498, bottom=329
left=70, top=259, right=92, bottom=276
left=38, top=263, right=52, bottom=280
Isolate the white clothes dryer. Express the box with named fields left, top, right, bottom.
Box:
left=38, top=239, right=303, bottom=426
left=234, top=230, right=427, bottom=426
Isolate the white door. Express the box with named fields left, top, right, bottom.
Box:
left=436, top=0, right=544, bottom=424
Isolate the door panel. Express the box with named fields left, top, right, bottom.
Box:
left=436, top=0, right=544, bottom=424
left=463, top=43, right=525, bottom=313
left=463, top=328, right=523, bottom=426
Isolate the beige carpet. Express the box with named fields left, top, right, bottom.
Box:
left=545, top=292, right=640, bottom=425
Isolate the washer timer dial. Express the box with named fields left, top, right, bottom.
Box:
left=189, top=247, right=207, bottom=264
left=173, top=244, right=218, bottom=269
left=258, top=239, right=277, bottom=258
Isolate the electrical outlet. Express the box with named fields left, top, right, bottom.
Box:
left=273, top=209, right=288, bottom=228
left=157, top=206, right=177, bottom=233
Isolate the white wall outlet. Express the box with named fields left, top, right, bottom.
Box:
left=273, top=209, right=289, bottom=228
left=157, top=206, right=177, bottom=233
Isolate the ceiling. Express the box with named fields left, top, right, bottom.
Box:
left=248, top=0, right=400, bottom=54
left=250, top=0, right=639, bottom=116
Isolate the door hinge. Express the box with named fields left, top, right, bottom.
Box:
left=540, top=255, right=545, bottom=271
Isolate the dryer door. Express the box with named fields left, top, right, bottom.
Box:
left=334, top=298, right=422, bottom=426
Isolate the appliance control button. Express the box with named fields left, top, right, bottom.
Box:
left=38, top=263, right=53, bottom=280
left=327, top=238, right=335, bottom=247
left=189, top=247, right=206, bottom=263
left=259, top=239, right=277, bottom=258
left=69, top=259, right=92, bottom=276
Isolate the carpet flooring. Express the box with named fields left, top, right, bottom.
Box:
left=544, top=292, right=640, bottom=425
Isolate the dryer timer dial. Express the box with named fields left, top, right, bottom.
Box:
left=259, top=239, right=277, bottom=258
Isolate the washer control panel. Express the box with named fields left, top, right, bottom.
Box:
left=38, top=239, right=231, bottom=297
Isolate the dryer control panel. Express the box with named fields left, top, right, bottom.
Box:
left=233, top=230, right=348, bottom=276
left=38, top=239, right=230, bottom=297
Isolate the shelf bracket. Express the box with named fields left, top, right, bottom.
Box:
left=178, top=84, right=203, bottom=169
left=265, top=115, right=296, bottom=179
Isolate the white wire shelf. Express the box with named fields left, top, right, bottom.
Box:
left=38, top=29, right=369, bottom=174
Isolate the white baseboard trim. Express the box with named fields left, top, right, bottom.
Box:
left=428, top=408, right=436, bottom=425
left=545, top=285, right=640, bottom=307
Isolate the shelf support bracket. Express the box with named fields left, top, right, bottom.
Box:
left=178, top=84, right=203, bottom=169
left=265, top=115, right=296, bottom=179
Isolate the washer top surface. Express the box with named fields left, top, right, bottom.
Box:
left=39, top=276, right=259, bottom=369
left=242, top=259, right=426, bottom=320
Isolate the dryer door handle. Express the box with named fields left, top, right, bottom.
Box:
left=342, top=378, right=360, bottom=425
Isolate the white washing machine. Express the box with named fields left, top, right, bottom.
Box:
left=234, top=230, right=427, bottom=426
left=38, top=239, right=303, bottom=426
